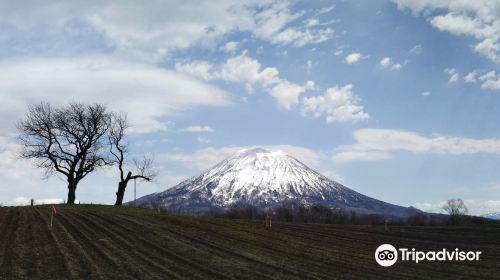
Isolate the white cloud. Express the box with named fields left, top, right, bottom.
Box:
left=484, top=200, right=500, bottom=214
left=444, top=68, right=459, bottom=83
left=176, top=53, right=314, bottom=109
left=393, top=64, right=402, bottom=70
left=334, top=49, right=343, bottom=56
left=413, top=201, right=447, bottom=214
left=334, top=128, right=500, bottom=162
left=180, top=126, right=215, bottom=133
left=333, top=150, right=391, bottom=162
left=305, top=19, right=320, bottom=27
left=445, top=69, right=500, bottom=90
left=421, top=91, right=431, bottom=96
left=380, top=57, right=391, bottom=67
left=0, top=136, right=65, bottom=203
left=0, top=57, right=231, bottom=133
left=414, top=199, right=500, bottom=216
left=450, top=75, right=459, bottom=83
left=197, top=137, right=210, bottom=143
left=409, top=44, right=422, bottom=55
left=9, top=197, right=76, bottom=206
left=479, top=70, right=500, bottom=89
left=163, top=145, right=321, bottom=170
left=273, top=27, right=334, bottom=47
left=249, top=1, right=334, bottom=47
left=0, top=136, right=39, bottom=179
left=0, top=1, right=334, bottom=62
left=306, top=60, right=313, bottom=72
left=218, top=52, right=279, bottom=86
left=393, top=0, right=500, bottom=62
left=175, top=61, right=215, bottom=81
left=217, top=52, right=311, bottom=108
left=345, top=52, right=364, bottom=64
left=270, top=80, right=315, bottom=110
left=318, top=6, right=335, bottom=15
left=430, top=13, right=485, bottom=37
left=464, top=70, right=478, bottom=83
left=321, top=170, right=345, bottom=184
left=221, top=41, right=240, bottom=53
left=302, top=84, right=370, bottom=123
left=379, top=57, right=402, bottom=70
left=164, top=147, right=242, bottom=170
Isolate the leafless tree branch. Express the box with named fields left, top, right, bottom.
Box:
left=17, top=102, right=113, bottom=203
left=109, top=113, right=157, bottom=205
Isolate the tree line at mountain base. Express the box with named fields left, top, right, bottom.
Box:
left=197, top=203, right=497, bottom=226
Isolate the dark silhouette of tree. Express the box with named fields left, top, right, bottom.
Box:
left=18, top=102, right=112, bottom=204
left=109, top=113, right=156, bottom=206
left=442, top=198, right=468, bottom=224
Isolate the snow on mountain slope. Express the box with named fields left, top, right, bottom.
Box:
left=481, top=212, right=500, bottom=220
left=133, top=148, right=421, bottom=217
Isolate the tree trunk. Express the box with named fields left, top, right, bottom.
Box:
left=114, top=181, right=128, bottom=206
left=67, top=181, right=76, bottom=204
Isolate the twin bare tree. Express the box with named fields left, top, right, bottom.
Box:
left=17, top=102, right=156, bottom=205
left=108, top=113, right=156, bottom=205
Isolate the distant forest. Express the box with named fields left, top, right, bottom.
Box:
left=198, top=203, right=497, bottom=226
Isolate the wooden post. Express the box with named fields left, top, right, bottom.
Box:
left=50, top=207, right=54, bottom=229
left=30, top=199, right=34, bottom=207
left=50, top=206, right=57, bottom=229
left=265, top=213, right=272, bottom=229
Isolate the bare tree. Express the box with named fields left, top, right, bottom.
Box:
left=442, top=198, right=468, bottom=223
left=109, top=113, right=156, bottom=206
left=18, top=102, right=112, bottom=204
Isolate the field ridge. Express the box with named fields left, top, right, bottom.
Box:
left=0, top=205, right=499, bottom=279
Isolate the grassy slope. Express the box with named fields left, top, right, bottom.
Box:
left=0, top=205, right=499, bottom=279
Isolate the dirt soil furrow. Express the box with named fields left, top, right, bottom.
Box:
left=0, top=205, right=499, bottom=280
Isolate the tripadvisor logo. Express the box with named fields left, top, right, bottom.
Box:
left=375, top=244, right=482, bottom=267
left=375, top=244, right=398, bottom=267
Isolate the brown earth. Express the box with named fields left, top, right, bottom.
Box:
left=0, top=205, right=499, bottom=279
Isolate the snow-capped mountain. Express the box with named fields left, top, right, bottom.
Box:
left=481, top=212, right=500, bottom=220
left=133, top=148, right=421, bottom=217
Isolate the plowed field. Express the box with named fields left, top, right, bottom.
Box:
left=0, top=205, right=499, bottom=279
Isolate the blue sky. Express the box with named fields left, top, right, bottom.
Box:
left=1, top=0, right=500, bottom=215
